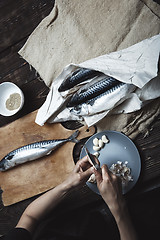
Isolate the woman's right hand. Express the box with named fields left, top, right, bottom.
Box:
left=94, top=165, right=138, bottom=240
left=94, top=164, right=125, bottom=217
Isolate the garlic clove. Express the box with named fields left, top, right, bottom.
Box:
left=98, top=139, right=104, bottom=148
left=102, top=135, right=109, bottom=143
left=93, top=137, right=99, bottom=146
left=93, top=152, right=100, bottom=158
left=93, top=145, right=101, bottom=151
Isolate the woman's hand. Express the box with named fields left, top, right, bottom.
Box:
left=16, top=156, right=94, bottom=233
left=63, top=155, right=95, bottom=190
left=94, top=164, right=124, bottom=217
left=94, top=164, right=138, bottom=240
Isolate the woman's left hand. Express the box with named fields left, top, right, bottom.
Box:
left=64, top=155, right=94, bottom=189
left=16, top=156, right=94, bottom=233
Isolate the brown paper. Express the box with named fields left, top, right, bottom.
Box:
left=19, top=0, right=160, bottom=87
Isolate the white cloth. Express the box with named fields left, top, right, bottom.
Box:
left=35, top=35, right=160, bottom=127
left=18, top=0, right=160, bottom=137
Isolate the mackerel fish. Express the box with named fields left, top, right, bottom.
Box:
left=0, top=130, right=79, bottom=171
left=70, top=82, right=136, bottom=116
left=58, top=67, right=100, bottom=92
left=67, top=76, right=121, bottom=107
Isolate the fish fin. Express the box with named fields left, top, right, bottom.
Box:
left=46, top=150, right=52, bottom=155
left=40, top=147, right=52, bottom=156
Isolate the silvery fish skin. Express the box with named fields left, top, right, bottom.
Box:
left=70, top=83, right=136, bottom=116
left=67, top=76, right=121, bottom=107
left=58, top=68, right=100, bottom=92
left=0, top=130, right=79, bottom=171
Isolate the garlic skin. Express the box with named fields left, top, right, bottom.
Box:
left=109, top=161, right=133, bottom=186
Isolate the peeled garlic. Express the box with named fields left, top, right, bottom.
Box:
left=98, top=139, right=104, bottom=148
left=102, top=135, right=109, bottom=143
left=88, top=173, right=96, bottom=183
left=93, top=145, right=101, bottom=151
left=91, top=134, right=110, bottom=159
left=93, top=152, right=100, bottom=158
left=93, top=137, right=99, bottom=146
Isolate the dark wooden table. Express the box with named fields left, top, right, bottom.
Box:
left=0, top=0, right=160, bottom=237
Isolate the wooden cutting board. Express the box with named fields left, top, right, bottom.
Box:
left=0, top=111, right=95, bottom=206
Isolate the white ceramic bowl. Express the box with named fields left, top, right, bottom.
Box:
left=0, top=82, right=24, bottom=116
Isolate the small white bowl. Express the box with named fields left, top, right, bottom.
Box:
left=0, top=82, right=24, bottom=116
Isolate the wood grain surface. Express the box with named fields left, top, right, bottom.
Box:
left=0, top=111, right=96, bottom=206
left=0, top=0, right=160, bottom=236
left=0, top=0, right=55, bottom=127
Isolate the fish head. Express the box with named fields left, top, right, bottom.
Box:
left=70, top=104, right=89, bottom=116
left=0, top=158, right=7, bottom=171
left=0, top=154, right=15, bottom=171
left=70, top=106, right=81, bottom=115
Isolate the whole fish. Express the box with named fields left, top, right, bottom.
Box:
left=70, top=83, right=136, bottom=116
left=0, top=130, right=79, bottom=171
left=58, top=67, right=100, bottom=92
left=67, top=76, right=121, bottom=107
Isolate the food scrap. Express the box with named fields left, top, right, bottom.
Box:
left=88, top=161, right=133, bottom=186
left=109, top=161, right=133, bottom=186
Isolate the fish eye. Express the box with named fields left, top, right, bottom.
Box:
left=7, top=155, right=14, bottom=160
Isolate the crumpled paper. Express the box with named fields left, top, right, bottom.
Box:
left=35, top=34, right=160, bottom=127
left=18, top=0, right=160, bottom=88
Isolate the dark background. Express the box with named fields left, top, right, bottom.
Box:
left=0, top=1, right=160, bottom=239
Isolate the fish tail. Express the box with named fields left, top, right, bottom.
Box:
left=68, top=130, right=79, bottom=143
